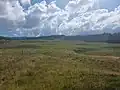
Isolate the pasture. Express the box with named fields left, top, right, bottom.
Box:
left=0, top=40, right=120, bottom=90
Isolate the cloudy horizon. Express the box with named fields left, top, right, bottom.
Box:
left=0, top=0, right=120, bottom=37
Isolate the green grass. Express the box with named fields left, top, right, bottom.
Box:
left=0, top=40, right=120, bottom=90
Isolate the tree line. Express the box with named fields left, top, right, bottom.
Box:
left=1, top=33, right=120, bottom=43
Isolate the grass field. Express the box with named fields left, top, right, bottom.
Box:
left=0, top=40, right=120, bottom=90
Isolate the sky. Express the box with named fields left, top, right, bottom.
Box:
left=0, top=0, right=120, bottom=37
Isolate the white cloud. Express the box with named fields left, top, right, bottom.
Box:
left=0, top=0, right=25, bottom=32
left=20, top=0, right=31, bottom=5
left=0, top=0, right=120, bottom=36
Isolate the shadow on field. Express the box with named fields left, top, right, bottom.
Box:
left=73, top=47, right=98, bottom=54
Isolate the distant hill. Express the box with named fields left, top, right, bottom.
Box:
left=10, top=35, right=65, bottom=40
left=3, top=32, right=120, bottom=43
left=0, top=36, right=11, bottom=40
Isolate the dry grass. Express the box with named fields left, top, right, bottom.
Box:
left=0, top=40, right=120, bottom=90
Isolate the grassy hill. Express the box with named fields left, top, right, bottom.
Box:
left=0, top=40, right=120, bottom=90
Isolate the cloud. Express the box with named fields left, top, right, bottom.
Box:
left=0, top=0, right=120, bottom=36
left=20, top=0, right=31, bottom=5
left=0, top=0, right=25, bottom=32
